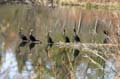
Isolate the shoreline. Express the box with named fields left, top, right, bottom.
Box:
left=0, top=1, right=120, bottom=10
left=60, top=2, right=120, bottom=10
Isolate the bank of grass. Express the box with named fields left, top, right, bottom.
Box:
left=61, top=2, right=120, bottom=10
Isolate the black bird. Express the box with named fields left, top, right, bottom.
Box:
left=63, top=29, right=70, bottom=43
left=29, top=29, right=39, bottom=42
left=103, top=30, right=110, bottom=44
left=45, top=31, right=54, bottom=58
left=19, top=28, right=28, bottom=41
left=18, top=28, right=28, bottom=47
left=73, top=27, right=80, bottom=42
left=73, top=26, right=80, bottom=61
left=29, top=29, right=41, bottom=50
left=47, top=31, right=54, bottom=48
left=103, top=30, right=109, bottom=36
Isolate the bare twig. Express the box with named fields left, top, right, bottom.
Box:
left=93, top=18, right=99, bottom=35
left=84, top=55, right=103, bottom=70
left=66, top=50, right=75, bottom=79
left=55, top=42, right=120, bottom=49
left=77, top=13, right=83, bottom=34
left=38, top=58, right=44, bottom=79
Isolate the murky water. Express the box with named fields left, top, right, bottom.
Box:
left=0, top=4, right=120, bottom=79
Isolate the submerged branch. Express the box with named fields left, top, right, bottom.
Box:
left=50, top=42, right=119, bottom=54
left=55, top=42, right=120, bottom=48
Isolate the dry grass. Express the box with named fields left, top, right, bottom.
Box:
left=0, top=4, right=120, bottom=79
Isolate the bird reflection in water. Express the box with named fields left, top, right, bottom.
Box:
left=18, top=27, right=28, bottom=48
left=73, top=24, right=81, bottom=61
left=18, top=28, right=42, bottom=51
left=29, top=29, right=41, bottom=50
left=45, top=31, right=54, bottom=58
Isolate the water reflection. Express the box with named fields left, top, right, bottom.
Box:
left=75, top=58, right=117, bottom=79
left=0, top=48, right=35, bottom=79
left=104, top=58, right=117, bottom=79
left=0, top=4, right=120, bottom=79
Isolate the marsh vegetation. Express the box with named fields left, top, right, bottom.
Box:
left=0, top=2, right=120, bottom=79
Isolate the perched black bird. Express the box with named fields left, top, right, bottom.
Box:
left=47, top=31, right=54, bottom=48
left=103, top=30, right=110, bottom=44
left=29, top=29, right=41, bottom=50
left=19, top=28, right=28, bottom=41
left=45, top=31, right=54, bottom=58
left=73, top=26, right=80, bottom=60
left=18, top=28, right=28, bottom=47
left=103, top=30, right=109, bottom=36
left=29, top=29, right=39, bottom=42
left=63, top=29, right=70, bottom=43
left=73, top=27, right=80, bottom=42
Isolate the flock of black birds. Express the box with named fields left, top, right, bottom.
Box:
left=18, top=28, right=41, bottom=51
left=18, top=26, right=81, bottom=59
left=18, top=26, right=109, bottom=60
left=62, top=26, right=81, bottom=60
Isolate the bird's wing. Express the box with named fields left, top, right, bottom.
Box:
left=22, top=36, right=28, bottom=40
left=30, top=35, right=36, bottom=41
